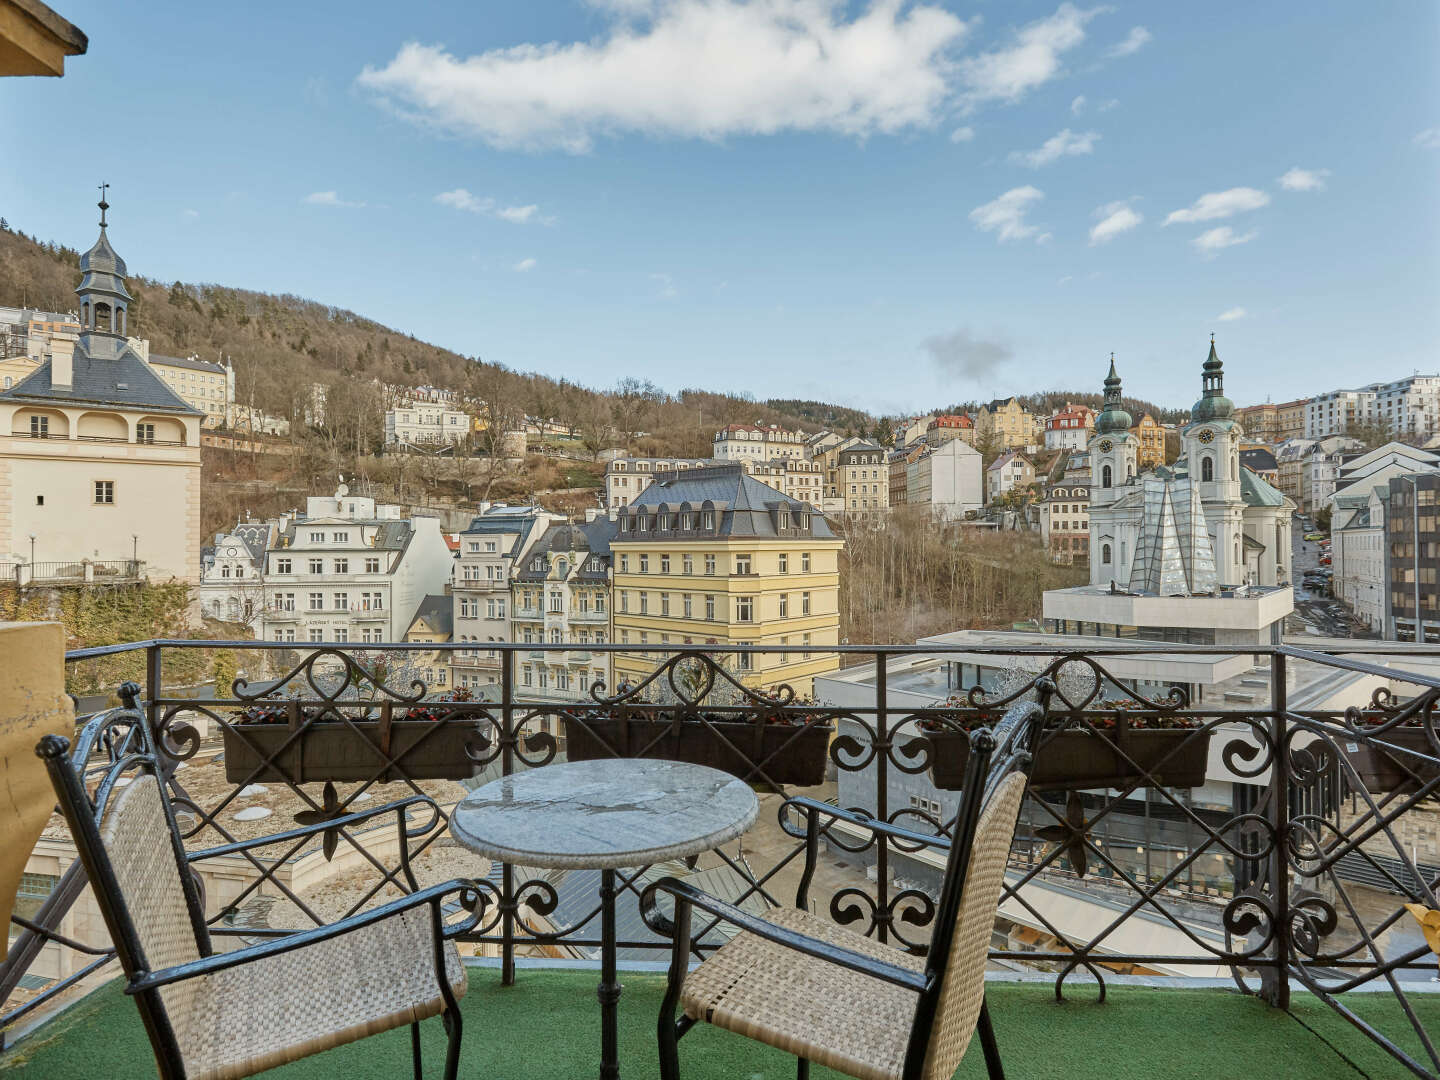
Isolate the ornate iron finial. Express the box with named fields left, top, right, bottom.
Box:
left=97, top=182, right=110, bottom=227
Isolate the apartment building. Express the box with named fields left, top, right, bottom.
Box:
left=259, top=486, right=453, bottom=644
left=1274, top=439, right=1313, bottom=505
left=510, top=518, right=615, bottom=701
left=140, top=349, right=234, bottom=429
left=889, top=444, right=927, bottom=506
left=1332, top=486, right=1388, bottom=632
left=404, top=594, right=453, bottom=693
left=1371, top=375, right=1440, bottom=441
left=1041, top=479, right=1090, bottom=564
left=1043, top=405, right=1093, bottom=451
left=742, top=457, right=824, bottom=506
left=905, top=438, right=984, bottom=520
left=712, top=423, right=807, bottom=462
left=0, top=207, right=202, bottom=583
left=976, top=397, right=1040, bottom=449
left=893, top=415, right=935, bottom=447
left=819, top=439, right=889, bottom=514
left=1236, top=403, right=1279, bottom=444
left=1277, top=399, right=1308, bottom=442
left=986, top=450, right=1034, bottom=502
left=198, top=521, right=273, bottom=628
left=604, top=456, right=710, bottom=509
left=1239, top=447, right=1280, bottom=486
left=925, top=413, right=977, bottom=448
left=384, top=403, right=470, bottom=448
left=610, top=463, right=843, bottom=696
left=0, top=307, right=80, bottom=390
left=1307, top=389, right=1375, bottom=439
left=451, top=504, right=562, bottom=689
left=1135, top=413, right=1167, bottom=469
left=1388, top=473, right=1440, bottom=644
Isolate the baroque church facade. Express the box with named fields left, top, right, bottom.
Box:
left=1088, top=341, right=1294, bottom=594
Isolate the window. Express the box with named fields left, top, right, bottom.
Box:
left=704, top=554, right=716, bottom=576
left=683, top=554, right=694, bottom=575
left=1202, top=456, right=1214, bottom=482
left=639, top=592, right=649, bottom=615
left=93, top=480, right=114, bottom=504
left=29, top=415, right=48, bottom=438
left=310, top=531, right=325, bottom=543
left=660, top=554, right=671, bottom=574
left=1102, top=465, right=1112, bottom=488
left=701, top=511, right=715, bottom=529
left=333, top=592, right=348, bottom=610
left=639, top=554, right=650, bottom=573
left=276, top=558, right=292, bottom=574
left=1102, top=543, right=1112, bottom=565
left=137, top=422, right=155, bottom=444
left=485, top=540, right=497, bottom=552
left=778, top=553, right=789, bottom=573
left=331, top=532, right=349, bottom=543
left=308, top=558, right=324, bottom=574
left=734, top=554, right=752, bottom=575
left=309, top=628, right=324, bottom=642
left=334, top=558, right=348, bottom=574
left=803, top=632, right=811, bottom=660
left=779, top=593, right=789, bottom=617
left=801, top=552, right=811, bottom=573
left=802, top=591, right=811, bottom=615
left=620, top=590, right=629, bottom=613
left=661, top=593, right=671, bottom=616
left=683, top=594, right=693, bottom=618
left=736, top=596, right=754, bottom=622
left=308, top=592, right=324, bottom=610
left=705, top=594, right=716, bottom=620
left=365, top=558, right=381, bottom=573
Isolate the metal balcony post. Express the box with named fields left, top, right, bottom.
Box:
left=500, top=646, right=516, bottom=986
left=144, top=643, right=163, bottom=755
left=1264, top=651, right=1291, bottom=1008
left=875, top=650, right=890, bottom=944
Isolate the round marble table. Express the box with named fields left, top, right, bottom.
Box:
left=452, top=759, right=759, bottom=1080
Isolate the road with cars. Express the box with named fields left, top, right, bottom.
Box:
left=1287, top=514, right=1375, bottom=638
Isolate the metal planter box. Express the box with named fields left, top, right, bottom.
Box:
left=563, top=714, right=832, bottom=787
left=1339, top=728, right=1440, bottom=795
left=222, top=703, right=478, bottom=783
left=920, top=724, right=1212, bottom=791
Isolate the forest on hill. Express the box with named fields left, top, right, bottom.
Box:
left=0, top=221, right=873, bottom=459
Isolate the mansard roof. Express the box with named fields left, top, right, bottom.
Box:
left=0, top=345, right=199, bottom=414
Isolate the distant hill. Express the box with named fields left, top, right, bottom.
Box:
left=941, top=390, right=1189, bottom=427
left=0, top=221, right=871, bottom=458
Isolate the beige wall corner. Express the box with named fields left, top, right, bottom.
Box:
left=0, top=621, right=72, bottom=961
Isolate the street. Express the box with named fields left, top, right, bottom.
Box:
left=1287, top=513, right=1374, bottom=638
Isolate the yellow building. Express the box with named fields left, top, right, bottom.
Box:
left=976, top=397, right=1039, bottom=449
left=403, top=593, right=452, bottom=692
left=610, top=464, right=843, bottom=697
left=144, top=351, right=234, bottom=429
left=1135, top=413, right=1167, bottom=468
left=1277, top=399, right=1308, bottom=442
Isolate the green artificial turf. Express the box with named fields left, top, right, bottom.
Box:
left=5, top=969, right=1439, bottom=1079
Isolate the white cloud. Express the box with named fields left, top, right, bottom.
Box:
left=1216, top=306, right=1247, bottom=321
left=1009, top=127, right=1099, bottom=167
left=1088, top=199, right=1142, bottom=245
left=1058, top=274, right=1073, bottom=285
left=303, top=191, right=365, bottom=208
left=1278, top=167, right=1330, bottom=192
left=435, top=188, right=555, bottom=225
left=513, top=257, right=537, bottom=272
left=181, top=209, right=199, bottom=220
left=1163, top=187, right=1269, bottom=225
left=651, top=272, right=677, bottom=298
left=969, top=186, right=1045, bottom=243
left=1097, top=97, right=1119, bottom=111
left=1106, top=26, right=1151, bottom=58
left=949, top=125, right=975, bottom=143
left=1070, top=94, right=1085, bottom=114
left=1192, top=226, right=1256, bottom=256
left=358, top=0, right=972, bottom=152
left=958, top=3, right=1104, bottom=111
left=1414, top=127, right=1440, bottom=149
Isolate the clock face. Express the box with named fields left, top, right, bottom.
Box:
left=1197, top=428, right=1215, bottom=444
left=1097, top=438, right=1114, bottom=454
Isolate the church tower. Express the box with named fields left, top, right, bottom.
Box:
left=1181, top=336, right=1246, bottom=582
left=75, top=185, right=135, bottom=362
left=1089, top=355, right=1138, bottom=508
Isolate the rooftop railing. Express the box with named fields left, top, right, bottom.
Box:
left=4, top=639, right=1440, bottom=1076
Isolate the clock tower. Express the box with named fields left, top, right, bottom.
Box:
left=1089, top=355, right=1138, bottom=509
left=1181, top=336, right=1246, bottom=583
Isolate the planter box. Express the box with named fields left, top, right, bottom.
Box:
left=1339, top=728, right=1440, bottom=794
left=563, top=714, right=832, bottom=787
left=919, top=724, right=1212, bottom=791
left=222, top=705, right=478, bottom=783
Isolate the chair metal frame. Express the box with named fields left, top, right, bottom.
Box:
left=36, top=725, right=481, bottom=1080
left=642, top=688, right=1052, bottom=1080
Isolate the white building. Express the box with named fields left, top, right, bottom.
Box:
left=906, top=439, right=983, bottom=519
left=198, top=521, right=273, bottom=628
left=0, top=202, right=203, bottom=584
left=738, top=457, right=825, bottom=507
left=604, top=457, right=712, bottom=509
left=1329, top=442, right=1440, bottom=509
left=260, top=485, right=453, bottom=643
left=451, top=504, right=564, bottom=690
left=1306, top=388, right=1375, bottom=439
left=985, top=450, right=1033, bottom=502
left=1332, top=486, right=1389, bottom=631
left=510, top=517, right=615, bottom=702
left=1370, top=375, right=1440, bottom=441
left=712, top=424, right=807, bottom=463
left=384, top=404, right=470, bottom=448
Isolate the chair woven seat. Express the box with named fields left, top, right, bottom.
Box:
left=681, top=907, right=924, bottom=1080
left=185, top=907, right=468, bottom=1080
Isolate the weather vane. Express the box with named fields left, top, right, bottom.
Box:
left=98, top=182, right=110, bottom=228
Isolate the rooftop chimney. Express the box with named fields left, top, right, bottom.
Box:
left=49, top=332, right=77, bottom=390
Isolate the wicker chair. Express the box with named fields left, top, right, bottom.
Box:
left=641, top=694, right=1049, bottom=1080
left=36, top=733, right=480, bottom=1080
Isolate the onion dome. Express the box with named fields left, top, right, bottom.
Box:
left=1094, top=355, right=1133, bottom=435
left=1191, top=335, right=1234, bottom=422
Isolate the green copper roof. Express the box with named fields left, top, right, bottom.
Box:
left=1191, top=338, right=1235, bottom=422
left=1094, top=355, right=1133, bottom=435
left=1240, top=467, right=1287, bottom=507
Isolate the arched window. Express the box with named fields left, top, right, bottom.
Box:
left=1231, top=454, right=1238, bottom=481
left=1102, top=543, right=1112, bottom=565
left=1102, top=465, right=1112, bottom=488
left=1201, top=456, right=1214, bottom=482
left=94, top=302, right=112, bottom=332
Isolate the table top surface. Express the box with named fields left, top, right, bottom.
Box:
left=449, top=758, right=760, bottom=869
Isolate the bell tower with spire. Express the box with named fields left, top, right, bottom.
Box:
left=75, top=182, right=135, bottom=360
left=1089, top=354, right=1138, bottom=509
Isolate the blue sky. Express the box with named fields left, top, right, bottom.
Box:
left=2, top=1, right=1437, bottom=416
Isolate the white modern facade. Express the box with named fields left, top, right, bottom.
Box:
left=259, top=486, right=453, bottom=643
left=906, top=438, right=983, bottom=519
left=1306, top=389, right=1376, bottom=439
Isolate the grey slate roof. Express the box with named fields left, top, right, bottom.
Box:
left=407, top=594, right=453, bottom=638
left=0, top=344, right=200, bottom=414
left=231, top=522, right=272, bottom=561
left=151, top=353, right=225, bottom=374
left=625, top=463, right=835, bottom=539
left=460, top=507, right=546, bottom=558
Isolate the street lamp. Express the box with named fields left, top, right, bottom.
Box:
left=28, top=533, right=35, bottom=567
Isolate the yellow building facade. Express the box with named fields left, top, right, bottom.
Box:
left=977, top=397, right=1039, bottom=449
left=1135, top=413, right=1167, bottom=468
left=610, top=465, right=843, bottom=697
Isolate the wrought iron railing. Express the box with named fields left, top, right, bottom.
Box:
left=15, top=560, right=145, bottom=585
left=4, top=640, right=1440, bottom=1076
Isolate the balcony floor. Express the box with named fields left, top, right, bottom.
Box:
left=5, top=969, right=1437, bottom=1078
